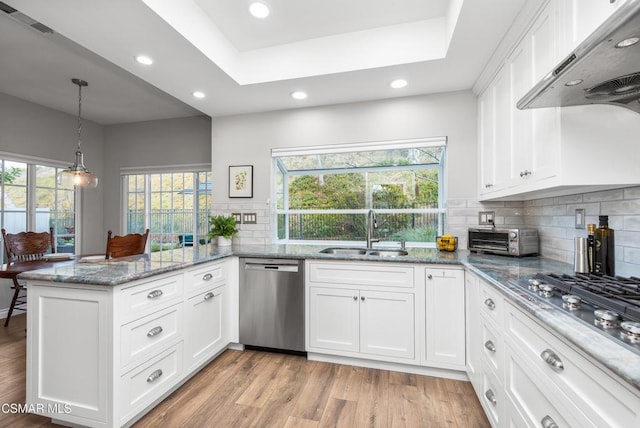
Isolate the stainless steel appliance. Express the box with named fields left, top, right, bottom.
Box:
left=512, top=273, right=640, bottom=356
left=468, top=228, right=539, bottom=257
left=518, top=0, right=640, bottom=113
left=239, top=258, right=305, bottom=352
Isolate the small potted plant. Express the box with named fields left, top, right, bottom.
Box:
left=208, top=215, right=238, bottom=246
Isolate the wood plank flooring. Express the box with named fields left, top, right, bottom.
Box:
left=0, top=314, right=489, bottom=427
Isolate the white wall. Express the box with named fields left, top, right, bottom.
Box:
left=102, top=116, right=212, bottom=234
left=0, top=92, right=105, bottom=253
left=210, top=91, right=478, bottom=244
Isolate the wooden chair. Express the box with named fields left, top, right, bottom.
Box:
left=105, top=229, right=149, bottom=259
left=1, top=227, right=55, bottom=327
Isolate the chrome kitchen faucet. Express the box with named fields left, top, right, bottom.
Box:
left=366, top=209, right=379, bottom=248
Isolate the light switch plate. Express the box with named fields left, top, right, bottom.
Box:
left=242, top=213, right=257, bottom=224
left=575, top=208, right=585, bottom=229
left=231, top=213, right=242, bottom=224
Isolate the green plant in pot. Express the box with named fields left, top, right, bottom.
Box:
left=208, top=215, right=238, bottom=246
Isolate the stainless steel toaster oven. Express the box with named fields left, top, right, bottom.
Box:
left=468, top=228, right=539, bottom=257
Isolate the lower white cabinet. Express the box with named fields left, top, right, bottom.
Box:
left=466, top=276, right=640, bottom=428
left=308, top=286, right=415, bottom=360
left=26, top=257, right=237, bottom=428
left=185, top=284, right=226, bottom=371
left=306, top=260, right=417, bottom=363
left=424, top=267, right=465, bottom=368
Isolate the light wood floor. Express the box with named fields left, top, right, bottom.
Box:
left=0, top=314, right=489, bottom=427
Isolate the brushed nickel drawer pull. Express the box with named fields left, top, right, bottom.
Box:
left=146, top=369, right=163, bottom=383
left=427, top=274, right=433, bottom=279
left=484, top=340, right=496, bottom=353
left=202, top=273, right=213, bottom=281
left=147, top=289, right=163, bottom=299
left=147, top=326, right=163, bottom=337
left=541, top=415, right=559, bottom=428
left=484, top=389, right=497, bottom=405
left=540, top=349, right=564, bottom=372
left=484, top=298, right=496, bottom=310
left=204, top=292, right=215, bottom=301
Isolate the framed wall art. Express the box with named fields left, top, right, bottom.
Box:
left=229, top=165, right=253, bottom=198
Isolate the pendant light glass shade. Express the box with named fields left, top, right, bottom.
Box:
left=59, top=78, right=98, bottom=188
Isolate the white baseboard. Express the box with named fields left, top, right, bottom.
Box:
left=307, top=352, right=469, bottom=382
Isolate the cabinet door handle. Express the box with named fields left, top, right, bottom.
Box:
left=541, top=415, right=559, bottom=428
left=484, top=340, right=496, bottom=353
left=540, top=349, right=564, bottom=372
left=484, top=389, right=497, bottom=405
left=147, top=289, right=163, bottom=299
left=202, top=273, right=213, bottom=281
left=484, top=298, right=496, bottom=310
left=146, top=326, right=163, bottom=337
left=427, top=274, right=433, bottom=279
left=520, top=171, right=525, bottom=177
left=146, top=369, right=163, bottom=383
left=204, top=292, right=215, bottom=301
left=353, top=296, right=358, bottom=300
left=361, top=296, right=365, bottom=301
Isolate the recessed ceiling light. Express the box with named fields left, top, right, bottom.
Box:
left=135, top=55, right=153, bottom=65
left=616, top=36, right=640, bottom=48
left=249, top=1, right=270, bottom=19
left=192, top=91, right=206, bottom=99
left=390, top=79, right=408, bottom=89
left=290, top=91, right=307, bottom=100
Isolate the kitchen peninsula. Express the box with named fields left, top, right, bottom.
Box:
left=19, top=245, right=640, bottom=427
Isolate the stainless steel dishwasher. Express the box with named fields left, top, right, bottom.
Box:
left=239, top=258, right=305, bottom=353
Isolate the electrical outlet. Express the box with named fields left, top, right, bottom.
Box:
left=478, top=211, right=495, bottom=225
left=242, top=213, right=257, bottom=224
left=231, top=213, right=242, bottom=224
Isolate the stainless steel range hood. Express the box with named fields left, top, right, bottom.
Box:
left=517, top=0, right=640, bottom=113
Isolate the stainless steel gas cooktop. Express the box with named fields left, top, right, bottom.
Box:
left=513, top=273, right=640, bottom=355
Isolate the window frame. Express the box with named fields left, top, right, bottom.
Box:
left=271, top=137, right=447, bottom=247
left=0, top=151, right=82, bottom=260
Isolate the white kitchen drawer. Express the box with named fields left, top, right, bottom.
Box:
left=481, top=317, right=503, bottom=381
left=505, top=341, right=585, bottom=428
left=480, top=365, right=504, bottom=427
left=185, top=262, right=226, bottom=294
left=120, top=273, right=183, bottom=319
left=504, top=301, right=640, bottom=427
left=479, top=281, right=503, bottom=327
left=119, top=342, right=183, bottom=424
left=120, top=303, right=183, bottom=369
left=308, top=261, right=414, bottom=289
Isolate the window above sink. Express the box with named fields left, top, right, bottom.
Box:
left=272, top=137, right=446, bottom=247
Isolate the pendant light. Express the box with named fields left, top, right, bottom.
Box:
left=58, top=78, right=98, bottom=188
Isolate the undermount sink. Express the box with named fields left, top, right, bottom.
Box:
left=319, top=247, right=408, bottom=257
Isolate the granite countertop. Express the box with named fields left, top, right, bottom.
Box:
left=18, top=243, right=640, bottom=394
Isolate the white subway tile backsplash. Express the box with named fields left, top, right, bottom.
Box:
left=583, top=189, right=624, bottom=202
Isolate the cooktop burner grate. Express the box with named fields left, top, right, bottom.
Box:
left=535, top=273, right=640, bottom=323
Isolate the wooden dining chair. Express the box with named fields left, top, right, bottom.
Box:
left=1, top=227, right=55, bottom=327
left=105, top=229, right=149, bottom=259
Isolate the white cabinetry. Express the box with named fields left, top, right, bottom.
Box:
left=465, top=275, right=640, bottom=427
left=424, top=267, right=465, bottom=369
left=478, top=0, right=640, bottom=201
left=306, top=261, right=416, bottom=362
left=560, top=0, right=628, bottom=52
left=27, top=257, right=236, bottom=428
left=465, top=272, right=482, bottom=395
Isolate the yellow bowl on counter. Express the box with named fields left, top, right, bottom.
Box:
left=436, top=235, right=458, bottom=252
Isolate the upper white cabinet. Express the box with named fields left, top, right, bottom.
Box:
left=478, top=0, right=640, bottom=201
left=560, top=0, right=629, bottom=53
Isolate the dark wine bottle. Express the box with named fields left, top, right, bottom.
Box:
left=594, top=215, right=615, bottom=276
left=587, top=223, right=596, bottom=273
